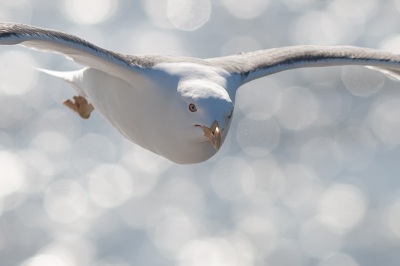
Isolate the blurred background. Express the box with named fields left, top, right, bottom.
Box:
left=1, top=0, right=400, bottom=265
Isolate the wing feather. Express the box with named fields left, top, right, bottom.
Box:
left=0, top=22, right=156, bottom=83
left=209, top=45, right=400, bottom=85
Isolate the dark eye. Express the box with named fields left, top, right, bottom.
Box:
left=189, top=103, right=197, bottom=112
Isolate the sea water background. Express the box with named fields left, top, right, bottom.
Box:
left=1, top=0, right=400, bottom=265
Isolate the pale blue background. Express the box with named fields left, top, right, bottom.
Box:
left=1, top=0, right=400, bottom=265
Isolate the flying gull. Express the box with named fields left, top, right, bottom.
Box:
left=1, top=22, right=400, bottom=164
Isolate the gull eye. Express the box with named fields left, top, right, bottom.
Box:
left=189, top=103, right=197, bottom=112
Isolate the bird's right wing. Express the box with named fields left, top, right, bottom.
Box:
left=0, top=22, right=157, bottom=84
left=209, top=45, right=400, bottom=86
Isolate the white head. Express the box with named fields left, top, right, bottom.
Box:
left=167, top=78, right=234, bottom=164
left=149, top=62, right=236, bottom=164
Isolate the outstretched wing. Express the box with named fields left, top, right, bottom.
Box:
left=209, top=45, right=400, bottom=86
left=0, top=22, right=157, bottom=84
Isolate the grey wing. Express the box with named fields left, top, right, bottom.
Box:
left=208, top=45, right=400, bottom=85
left=0, top=22, right=158, bottom=83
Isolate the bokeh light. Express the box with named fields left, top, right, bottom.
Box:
left=179, top=237, right=251, bottom=266
left=282, top=0, right=318, bottom=11
left=158, top=177, right=204, bottom=215
left=236, top=78, right=281, bottom=120
left=21, top=254, right=71, bottom=266
left=236, top=215, right=277, bottom=251
left=150, top=211, right=198, bottom=258
left=221, top=36, right=263, bottom=57
left=0, top=151, right=26, bottom=197
left=211, top=157, right=254, bottom=200
left=44, top=180, right=88, bottom=223
left=385, top=198, right=400, bottom=238
left=0, top=0, right=32, bottom=24
left=1, top=1, right=400, bottom=265
left=300, top=137, right=342, bottom=179
left=294, top=7, right=364, bottom=45
left=311, top=85, right=347, bottom=126
left=265, top=239, right=303, bottom=266
left=246, top=159, right=285, bottom=200
left=276, top=87, right=319, bottom=130
left=299, top=218, right=343, bottom=259
left=31, top=131, right=71, bottom=174
left=93, top=256, right=131, bottom=266
left=368, top=97, right=400, bottom=147
left=128, top=31, right=187, bottom=55
left=342, top=66, right=385, bottom=97
left=72, top=133, right=116, bottom=175
left=142, top=0, right=174, bottom=29
left=88, top=164, right=133, bottom=208
left=121, top=146, right=172, bottom=175
left=317, top=184, right=366, bottom=233
left=167, top=0, right=211, bottom=31
left=380, top=34, right=400, bottom=53
left=223, top=0, right=270, bottom=19
left=334, top=124, right=376, bottom=170
left=279, top=164, right=323, bottom=212
left=0, top=51, right=38, bottom=96
left=318, top=253, right=359, bottom=266
left=61, top=0, right=118, bottom=25
left=237, top=116, right=280, bottom=156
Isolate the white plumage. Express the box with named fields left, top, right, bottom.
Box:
left=1, top=22, right=400, bottom=163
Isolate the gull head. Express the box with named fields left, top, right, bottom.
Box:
left=171, top=78, right=234, bottom=163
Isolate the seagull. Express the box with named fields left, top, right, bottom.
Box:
left=1, top=22, right=400, bottom=164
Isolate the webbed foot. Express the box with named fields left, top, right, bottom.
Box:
left=62, top=96, right=94, bottom=119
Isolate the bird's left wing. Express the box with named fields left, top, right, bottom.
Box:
left=0, top=22, right=156, bottom=83
left=208, top=45, right=400, bottom=86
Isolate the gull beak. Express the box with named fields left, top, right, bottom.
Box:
left=200, top=120, right=221, bottom=151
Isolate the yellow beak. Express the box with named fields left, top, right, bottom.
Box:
left=201, top=120, right=221, bottom=151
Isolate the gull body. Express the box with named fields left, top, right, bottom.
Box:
left=55, top=63, right=235, bottom=164
left=1, top=22, right=400, bottom=163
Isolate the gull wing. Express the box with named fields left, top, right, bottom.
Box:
left=209, top=45, right=400, bottom=86
left=0, top=22, right=158, bottom=84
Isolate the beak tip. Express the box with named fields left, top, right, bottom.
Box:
left=200, top=120, right=222, bottom=152
left=214, top=127, right=221, bottom=151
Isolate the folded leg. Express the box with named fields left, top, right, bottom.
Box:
left=62, top=96, right=94, bottom=119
